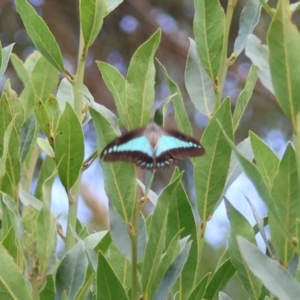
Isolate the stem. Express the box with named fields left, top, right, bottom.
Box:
left=130, top=200, right=140, bottom=300
left=295, top=113, right=300, bottom=192
left=215, top=0, right=236, bottom=111
left=258, top=0, right=274, bottom=18
left=65, top=173, right=82, bottom=251
left=194, top=220, right=206, bottom=285
left=82, top=149, right=98, bottom=171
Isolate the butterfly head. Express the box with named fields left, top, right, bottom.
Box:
left=145, top=123, right=161, bottom=150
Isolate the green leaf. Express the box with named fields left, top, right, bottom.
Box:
left=245, top=34, right=273, bottom=94
left=10, top=53, right=30, bottom=85
left=153, top=240, right=192, bottom=300
left=220, top=125, right=290, bottom=241
left=153, top=93, right=174, bottom=126
left=0, top=44, right=14, bottom=82
left=250, top=131, right=279, bottom=188
left=237, top=236, right=300, bottom=299
left=19, top=189, right=42, bottom=211
left=54, top=102, right=84, bottom=189
left=194, top=0, right=224, bottom=80
left=166, top=175, right=198, bottom=298
left=234, top=0, right=264, bottom=56
left=142, top=174, right=182, bottom=296
left=187, top=273, right=211, bottom=300
left=109, top=243, right=131, bottom=291
left=56, top=241, right=89, bottom=299
left=232, top=65, right=258, bottom=132
left=80, top=0, right=106, bottom=48
left=1, top=227, right=19, bottom=263
left=185, top=38, right=214, bottom=116
left=269, top=143, right=299, bottom=265
left=96, top=62, right=128, bottom=128
left=37, top=137, right=55, bottom=158
left=96, top=251, right=129, bottom=300
left=219, top=292, right=233, bottom=300
left=126, top=29, right=161, bottom=129
left=268, top=1, right=300, bottom=124
left=15, top=0, right=65, bottom=73
left=225, top=199, right=261, bottom=299
left=158, top=60, right=192, bottom=136
left=0, top=244, right=31, bottom=299
left=195, top=97, right=232, bottom=221
left=204, top=258, right=236, bottom=299
left=20, top=113, right=37, bottom=164
left=106, top=0, right=123, bottom=15
left=90, top=106, right=136, bottom=222
left=40, top=275, right=56, bottom=300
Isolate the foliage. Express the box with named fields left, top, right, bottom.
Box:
left=1, top=0, right=300, bottom=299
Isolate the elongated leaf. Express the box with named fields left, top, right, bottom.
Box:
left=225, top=199, right=261, bottom=299
left=153, top=94, right=175, bottom=126
left=15, top=0, right=65, bottom=73
left=10, top=53, right=29, bottom=85
left=245, top=34, right=274, bottom=93
left=153, top=240, right=192, bottom=300
left=1, top=226, right=18, bottom=263
left=90, top=107, right=136, bottom=222
left=232, top=65, right=258, bottom=132
left=187, top=273, right=211, bottom=300
left=219, top=292, right=233, bottom=300
left=219, top=123, right=290, bottom=238
left=237, top=236, right=300, bottom=299
left=56, top=241, right=88, bottom=299
left=158, top=60, right=192, bottom=136
left=269, top=143, right=299, bottom=265
left=250, top=131, right=279, bottom=188
left=268, top=1, right=300, bottom=124
left=166, top=176, right=198, bottom=298
left=204, top=258, right=236, bottom=299
left=96, top=251, right=129, bottom=300
left=80, top=0, right=106, bottom=47
left=96, top=62, right=128, bottom=128
left=0, top=244, right=31, bottom=299
left=126, top=29, right=161, bottom=129
left=0, top=44, right=14, bottom=82
left=20, top=113, right=37, bottom=164
left=54, top=102, right=84, bottom=190
left=194, top=0, right=224, bottom=80
left=234, top=0, right=263, bottom=55
left=195, top=98, right=232, bottom=221
left=185, top=38, right=214, bottom=116
left=142, top=174, right=182, bottom=296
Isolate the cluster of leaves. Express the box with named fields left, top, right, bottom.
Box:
left=1, top=0, right=300, bottom=299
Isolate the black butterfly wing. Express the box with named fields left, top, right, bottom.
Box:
left=100, top=127, right=155, bottom=167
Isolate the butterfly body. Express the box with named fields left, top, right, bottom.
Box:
left=100, top=123, right=205, bottom=169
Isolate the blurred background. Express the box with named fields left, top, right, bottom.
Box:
left=0, top=0, right=297, bottom=297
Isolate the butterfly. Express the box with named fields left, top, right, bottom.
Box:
left=100, top=122, right=205, bottom=169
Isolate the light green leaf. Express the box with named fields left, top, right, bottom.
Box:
left=250, top=131, right=279, bottom=188
left=54, top=102, right=84, bottom=189
left=237, top=236, right=300, bottom=300
left=96, top=62, right=128, bottom=128
left=232, top=65, right=258, bottom=132
left=245, top=34, right=274, bottom=94
left=195, top=98, right=232, bottom=221
left=126, top=29, right=161, bottom=129
left=56, top=241, right=88, bottom=299
left=80, top=0, right=107, bottom=47
left=234, top=0, right=264, bottom=56
left=0, top=44, right=14, bottom=82
left=269, top=143, right=299, bottom=265
left=187, top=273, right=211, bottom=300
left=10, top=53, right=29, bottom=85
left=268, top=1, right=300, bottom=124
left=15, top=0, right=65, bottom=73
left=90, top=106, right=136, bottom=222
left=225, top=199, right=261, bottom=299
left=142, top=174, right=182, bottom=296
left=158, top=60, right=192, bottom=136
left=194, top=0, right=224, bottom=80
left=19, top=189, right=42, bottom=211
left=0, top=244, right=31, bottom=299
left=185, top=38, right=214, bottom=117
left=96, top=251, right=129, bottom=300
left=106, top=0, right=123, bottom=14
